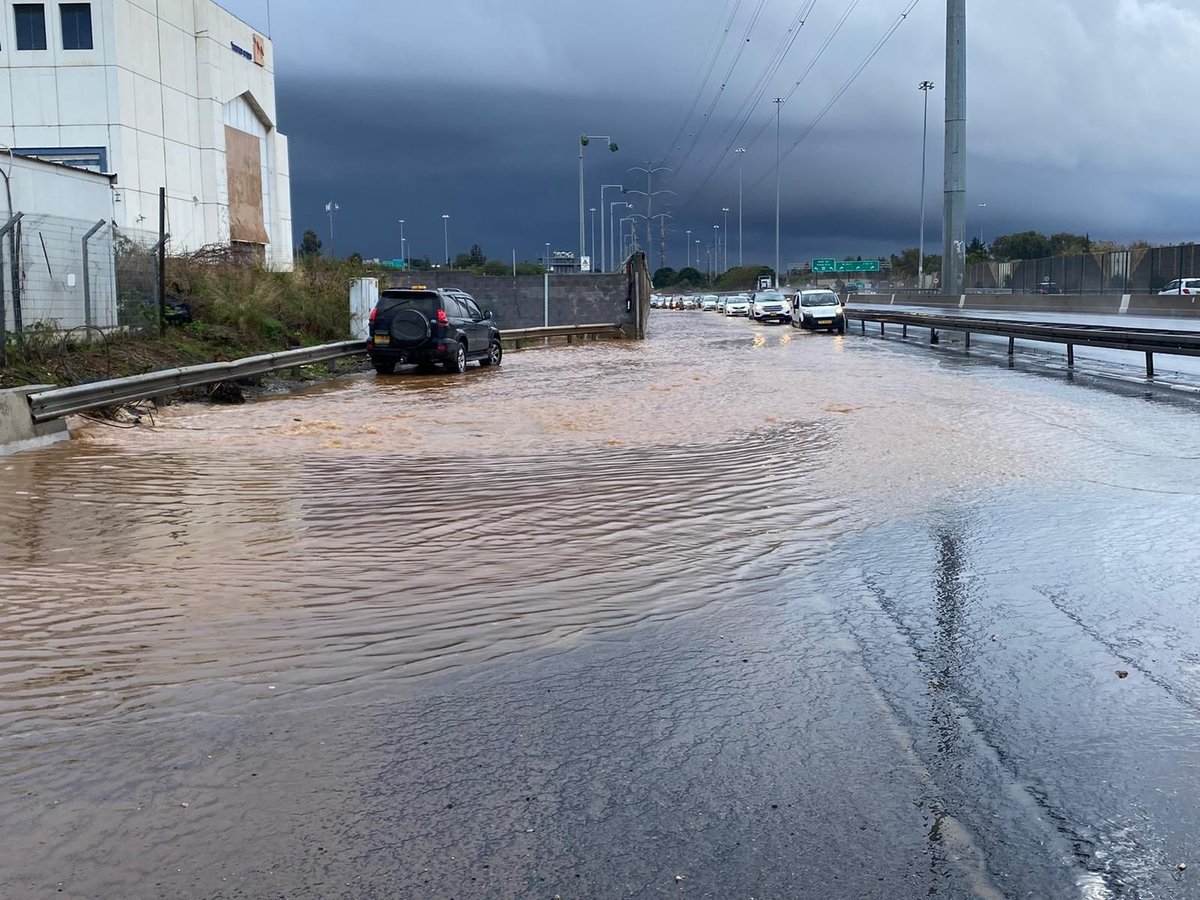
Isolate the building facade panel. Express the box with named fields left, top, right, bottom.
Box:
left=0, top=0, right=293, bottom=269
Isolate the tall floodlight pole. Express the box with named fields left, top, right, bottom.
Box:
left=944, top=0, right=967, bottom=295
left=580, top=135, right=618, bottom=270
left=398, top=218, right=406, bottom=264
left=735, top=148, right=746, bottom=266
left=686, top=229, right=692, bottom=267
left=713, top=225, right=720, bottom=278
left=325, top=201, right=338, bottom=259
left=600, top=184, right=623, bottom=272
left=721, top=208, right=730, bottom=271
left=918, top=81, right=934, bottom=290
left=978, top=203, right=987, bottom=246
left=442, top=213, right=450, bottom=267
left=773, top=99, right=784, bottom=288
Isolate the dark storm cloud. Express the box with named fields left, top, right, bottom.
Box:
left=224, top=0, right=1200, bottom=262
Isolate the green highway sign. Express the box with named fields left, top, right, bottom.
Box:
left=812, top=258, right=881, bottom=274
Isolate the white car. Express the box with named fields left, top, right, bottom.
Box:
left=724, top=295, right=750, bottom=316
left=749, top=291, right=790, bottom=324
left=1159, top=278, right=1200, bottom=296
left=681, top=296, right=699, bottom=310
left=700, top=295, right=720, bottom=311
left=791, top=289, right=846, bottom=334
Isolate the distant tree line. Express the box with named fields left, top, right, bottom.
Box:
left=653, top=264, right=777, bottom=291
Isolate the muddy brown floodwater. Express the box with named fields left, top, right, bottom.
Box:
left=2, top=312, right=1199, bottom=899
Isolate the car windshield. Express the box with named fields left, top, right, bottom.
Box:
left=378, top=291, right=439, bottom=316
left=757, top=293, right=784, bottom=302
left=801, top=294, right=840, bottom=307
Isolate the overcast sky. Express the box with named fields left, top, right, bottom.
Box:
left=222, top=0, right=1199, bottom=267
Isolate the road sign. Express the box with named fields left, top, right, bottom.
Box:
left=813, top=259, right=881, bottom=274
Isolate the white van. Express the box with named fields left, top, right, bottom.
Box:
left=791, top=290, right=845, bottom=334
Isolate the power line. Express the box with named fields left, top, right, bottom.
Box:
left=677, top=0, right=860, bottom=211
left=662, top=0, right=747, bottom=166
left=743, top=0, right=924, bottom=196
left=675, top=0, right=821, bottom=191
left=669, top=0, right=772, bottom=177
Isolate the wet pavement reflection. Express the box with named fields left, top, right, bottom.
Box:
left=1, top=311, right=1199, bottom=898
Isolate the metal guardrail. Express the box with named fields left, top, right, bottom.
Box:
left=501, top=324, right=625, bottom=345
left=845, top=308, right=1200, bottom=378
left=28, top=340, right=366, bottom=423
left=27, top=325, right=629, bottom=423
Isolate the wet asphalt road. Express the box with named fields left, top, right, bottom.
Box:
left=1, top=310, right=1199, bottom=899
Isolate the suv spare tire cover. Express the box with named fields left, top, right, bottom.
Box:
left=390, top=309, right=432, bottom=345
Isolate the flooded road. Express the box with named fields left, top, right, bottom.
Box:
left=2, top=311, right=1199, bottom=898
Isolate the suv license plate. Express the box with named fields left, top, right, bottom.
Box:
left=374, top=334, right=391, bottom=345
left=819, top=319, right=833, bottom=325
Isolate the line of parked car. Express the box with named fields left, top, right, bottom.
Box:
left=650, top=289, right=847, bottom=334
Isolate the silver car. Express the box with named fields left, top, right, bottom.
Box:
left=724, top=295, right=751, bottom=316
left=749, top=291, right=790, bottom=324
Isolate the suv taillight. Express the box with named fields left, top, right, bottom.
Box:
left=436, top=308, right=449, bottom=326
left=369, top=308, right=378, bottom=326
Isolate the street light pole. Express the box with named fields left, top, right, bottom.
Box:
left=442, top=213, right=450, bottom=267
left=398, top=218, right=406, bottom=265
left=580, top=135, right=618, bottom=271
left=773, top=98, right=784, bottom=288
left=735, top=148, right=746, bottom=267
left=713, top=225, right=720, bottom=279
left=600, top=184, right=623, bottom=273
left=978, top=202, right=987, bottom=247
left=589, top=207, right=597, bottom=272
left=918, top=80, right=934, bottom=290
left=610, top=201, right=630, bottom=271
left=545, top=241, right=551, bottom=272
left=721, top=207, right=730, bottom=272
left=686, top=229, right=692, bottom=268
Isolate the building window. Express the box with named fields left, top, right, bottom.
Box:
left=60, top=3, right=92, bottom=50
left=14, top=4, right=47, bottom=51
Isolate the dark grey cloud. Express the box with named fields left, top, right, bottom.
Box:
left=224, top=0, right=1200, bottom=263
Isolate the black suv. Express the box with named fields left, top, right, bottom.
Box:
left=367, top=288, right=502, bottom=374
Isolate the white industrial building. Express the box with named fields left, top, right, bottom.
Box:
left=0, top=0, right=293, bottom=269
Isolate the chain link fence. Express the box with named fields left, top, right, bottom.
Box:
left=1, top=213, right=118, bottom=336
left=113, top=224, right=165, bottom=333
left=967, top=243, right=1200, bottom=294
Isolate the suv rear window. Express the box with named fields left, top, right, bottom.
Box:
left=378, top=290, right=439, bottom=316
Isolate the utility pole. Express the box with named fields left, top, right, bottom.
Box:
left=627, top=163, right=674, bottom=263
left=325, top=201, right=338, bottom=259
left=774, top=99, right=784, bottom=288
left=589, top=207, right=597, bottom=272
left=686, top=229, right=692, bottom=268
left=943, top=0, right=967, bottom=295
left=653, top=213, right=672, bottom=271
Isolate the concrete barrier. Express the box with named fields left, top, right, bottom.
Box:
left=0, top=386, right=68, bottom=455
left=850, top=293, right=1200, bottom=319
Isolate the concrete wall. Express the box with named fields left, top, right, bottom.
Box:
left=384, top=272, right=637, bottom=331
left=851, top=293, right=1200, bottom=319
left=0, top=386, right=67, bottom=454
